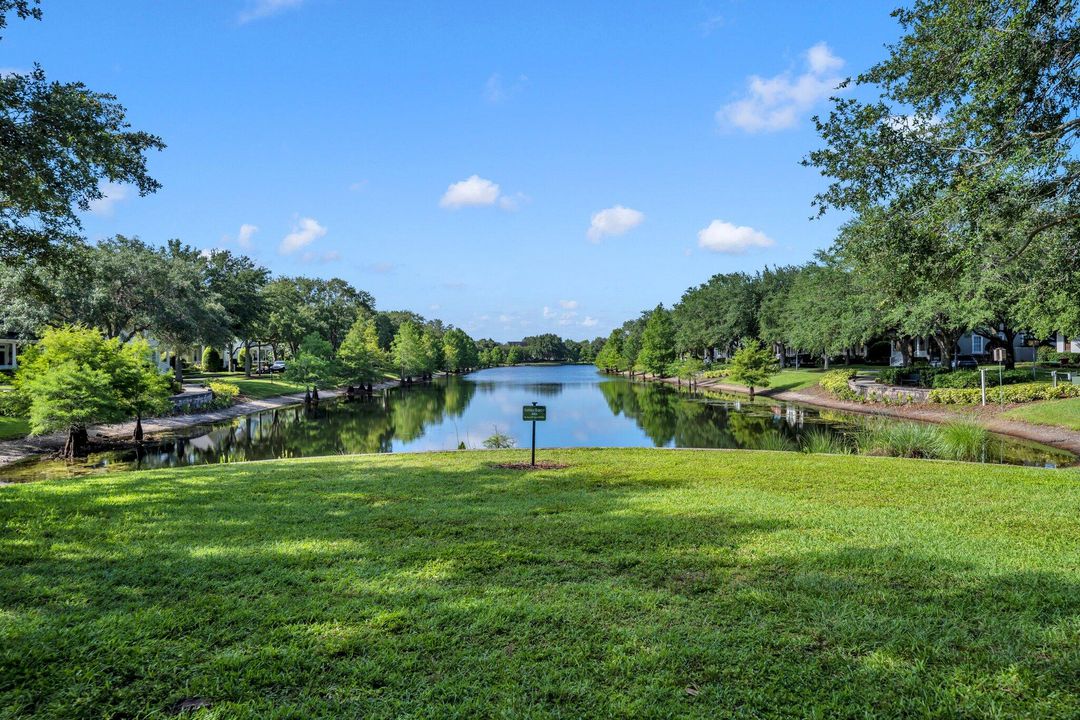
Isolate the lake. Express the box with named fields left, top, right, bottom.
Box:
left=2, top=364, right=1072, bottom=481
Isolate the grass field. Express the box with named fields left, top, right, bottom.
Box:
left=0, top=416, right=29, bottom=440
left=1004, top=397, right=1080, bottom=431
left=2, top=449, right=1078, bottom=717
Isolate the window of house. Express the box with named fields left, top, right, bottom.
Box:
left=0, top=344, right=8, bottom=366
left=971, top=335, right=985, bottom=354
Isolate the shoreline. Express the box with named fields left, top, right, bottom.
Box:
left=639, top=372, right=1080, bottom=457
left=0, top=378, right=405, bottom=471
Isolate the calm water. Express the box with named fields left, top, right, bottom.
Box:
left=3, top=364, right=1072, bottom=481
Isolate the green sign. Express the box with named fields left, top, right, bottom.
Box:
left=523, top=405, right=547, bottom=421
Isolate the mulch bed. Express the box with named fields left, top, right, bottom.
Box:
left=491, top=462, right=570, bottom=471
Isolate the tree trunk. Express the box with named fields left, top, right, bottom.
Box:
left=63, top=425, right=89, bottom=459
left=823, top=351, right=830, bottom=370
left=903, top=338, right=915, bottom=368
left=312, top=386, right=320, bottom=403
left=133, top=414, right=144, bottom=443
left=748, top=386, right=756, bottom=400
left=174, top=347, right=184, bottom=385
left=244, top=340, right=253, bottom=379
left=934, top=332, right=960, bottom=368
left=777, top=343, right=786, bottom=368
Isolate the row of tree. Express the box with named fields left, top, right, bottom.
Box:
left=601, top=0, right=1080, bottom=374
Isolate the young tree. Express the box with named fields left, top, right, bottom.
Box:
left=505, top=345, right=523, bottom=365
left=594, top=329, right=625, bottom=372
left=725, top=339, right=779, bottom=400
left=636, top=304, right=676, bottom=376
left=391, top=321, right=427, bottom=380
left=284, top=333, right=337, bottom=401
left=337, top=317, right=387, bottom=389
left=15, top=326, right=169, bottom=457
left=443, top=328, right=476, bottom=373
left=114, top=339, right=172, bottom=442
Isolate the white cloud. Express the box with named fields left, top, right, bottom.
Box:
left=586, top=205, right=645, bottom=242
left=349, top=179, right=369, bottom=192
left=484, top=73, right=529, bottom=104
left=236, top=223, right=258, bottom=248
left=88, top=182, right=129, bottom=216
left=542, top=306, right=557, bottom=319
left=498, top=192, right=529, bottom=212
left=718, top=42, right=844, bottom=133
left=440, top=175, right=501, bottom=209
left=559, top=300, right=579, bottom=310
left=581, top=316, right=599, bottom=327
left=279, top=216, right=327, bottom=255
left=697, top=220, right=775, bottom=254
left=239, top=0, right=303, bottom=23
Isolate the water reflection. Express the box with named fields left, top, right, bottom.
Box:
left=2, top=364, right=1072, bottom=481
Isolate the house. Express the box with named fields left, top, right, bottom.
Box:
left=889, top=331, right=1038, bottom=366
left=0, top=333, right=17, bottom=371
left=1055, top=333, right=1080, bottom=354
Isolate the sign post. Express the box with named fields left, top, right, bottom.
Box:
left=522, top=402, right=547, bottom=466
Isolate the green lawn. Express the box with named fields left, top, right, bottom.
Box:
left=715, top=364, right=878, bottom=393
left=188, top=371, right=308, bottom=400
left=2, top=449, right=1078, bottom=718
left=1003, top=397, right=1080, bottom=431
left=0, top=416, right=29, bottom=440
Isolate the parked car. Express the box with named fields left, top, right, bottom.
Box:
left=269, top=360, right=287, bottom=373
left=951, top=354, right=979, bottom=369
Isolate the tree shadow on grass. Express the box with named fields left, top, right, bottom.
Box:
left=0, top=455, right=1078, bottom=718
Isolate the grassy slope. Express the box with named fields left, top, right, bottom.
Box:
left=188, top=371, right=308, bottom=400
left=2, top=449, right=1079, bottom=718
left=717, top=365, right=877, bottom=393
left=0, top=416, right=29, bottom=440
left=1004, top=397, right=1080, bottom=431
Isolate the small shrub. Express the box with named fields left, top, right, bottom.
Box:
left=820, top=369, right=858, bottom=399
left=0, top=388, right=29, bottom=418
left=1037, top=346, right=1059, bottom=363
left=202, top=347, right=224, bottom=372
left=483, top=427, right=516, bottom=449
left=701, top=368, right=730, bottom=379
left=875, top=367, right=904, bottom=386
left=207, top=381, right=240, bottom=409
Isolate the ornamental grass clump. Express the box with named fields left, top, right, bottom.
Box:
left=756, top=431, right=797, bottom=452
left=938, top=419, right=992, bottom=462
left=856, top=420, right=944, bottom=459
left=800, top=428, right=853, bottom=455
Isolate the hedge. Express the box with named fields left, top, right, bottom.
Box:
left=207, top=381, right=241, bottom=409
left=820, top=370, right=858, bottom=400
left=928, top=382, right=1080, bottom=405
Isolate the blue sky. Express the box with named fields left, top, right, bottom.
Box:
left=6, top=1, right=901, bottom=341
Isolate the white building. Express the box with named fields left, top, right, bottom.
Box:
left=1056, top=333, right=1080, bottom=354
left=0, top=334, right=16, bottom=371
